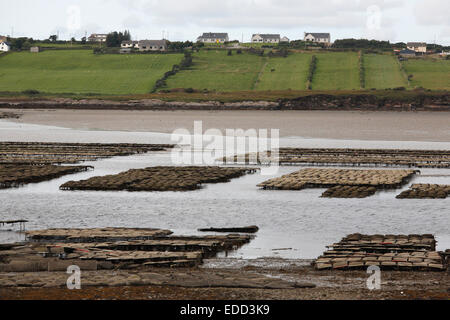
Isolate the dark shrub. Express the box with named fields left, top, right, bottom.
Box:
left=22, top=89, right=40, bottom=95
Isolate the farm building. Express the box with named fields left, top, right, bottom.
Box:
left=121, top=40, right=139, bottom=49
left=197, top=33, right=229, bottom=43
left=407, top=42, right=427, bottom=53
left=30, top=46, right=41, bottom=53
left=251, top=34, right=281, bottom=43
left=88, top=34, right=107, bottom=43
left=399, top=49, right=416, bottom=58
left=0, top=41, right=10, bottom=52
left=138, top=40, right=168, bottom=52
left=304, top=32, right=331, bottom=46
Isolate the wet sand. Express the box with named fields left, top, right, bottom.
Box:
left=1, top=265, right=449, bottom=300
left=3, top=109, right=450, bottom=142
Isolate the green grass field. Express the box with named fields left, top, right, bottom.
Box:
left=402, top=58, right=450, bottom=90
left=165, top=50, right=313, bottom=91
left=0, top=50, right=183, bottom=94
left=255, top=53, right=312, bottom=90
left=364, top=54, right=407, bottom=89
left=312, top=52, right=360, bottom=90
left=165, top=50, right=265, bottom=91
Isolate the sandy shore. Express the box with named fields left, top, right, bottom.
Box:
left=3, top=109, right=450, bottom=142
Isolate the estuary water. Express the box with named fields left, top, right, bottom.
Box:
left=0, top=120, right=449, bottom=259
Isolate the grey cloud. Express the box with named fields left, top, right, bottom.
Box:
left=414, top=0, right=450, bottom=26
left=123, top=15, right=145, bottom=29
left=137, top=0, right=402, bottom=30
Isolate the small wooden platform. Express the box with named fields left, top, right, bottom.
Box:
left=0, top=220, right=28, bottom=232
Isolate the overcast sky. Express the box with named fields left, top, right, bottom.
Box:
left=2, top=0, right=449, bottom=45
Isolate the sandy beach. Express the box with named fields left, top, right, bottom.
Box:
left=3, top=109, right=450, bottom=142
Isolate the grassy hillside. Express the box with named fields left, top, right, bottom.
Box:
left=1, top=49, right=448, bottom=96
left=255, top=53, right=312, bottom=90
left=364, top=53, right=408, bottom=89
left=402, top=58, right=450, bottom=90
left=165, top=50, right=265, bottom=91
left=312, top=52, right=360, bottom=90
left=0, top=50, right=183, bottom=94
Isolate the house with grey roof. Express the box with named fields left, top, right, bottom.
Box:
left=407, top=42, right=427, bottom=53
left=138, top=40, right=168, bottom=52
left=304, top=32, right=331, bottom=46
left=251, top=34, right=281, bottom=44
left=197, top=33, right=229, bottom=43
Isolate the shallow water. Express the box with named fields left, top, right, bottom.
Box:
left=0, top=120, right=449, bottom=259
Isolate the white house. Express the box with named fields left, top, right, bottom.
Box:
left=88, top=34, right=107, bottom=43
left=407, top=42, right=427, bottom=53
left=0, top=41, right=10, bottom=52
left=121, top=40, right=139, bottom=49
left=138, top=40, right=168, bottom=52
left=197, top=33, right=229, bottom=43
left=251, top=34, right=281, bottom=44
left=304, top=32, right=331, bottom=46
left=280, top=36, right=290, bottom=43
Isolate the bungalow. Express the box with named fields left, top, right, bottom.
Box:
left=0, top=41, right=10, bottom=52
left=138, top=40, right=168, bottom=52
left=197, top=33, right=229, bottom=44
left=304, top=32, right=331, bottom=46
left=88, top=34, right=107, bottom=43
left=280, top=36, right=290, bottom=43
left=251, top=34, right=280, bottom=44
left=121, top=40, right=139, bottom=49
left=406, top=42, right=427, bottom=53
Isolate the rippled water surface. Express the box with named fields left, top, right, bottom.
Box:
left=1, top=120, right=449, bottom=259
